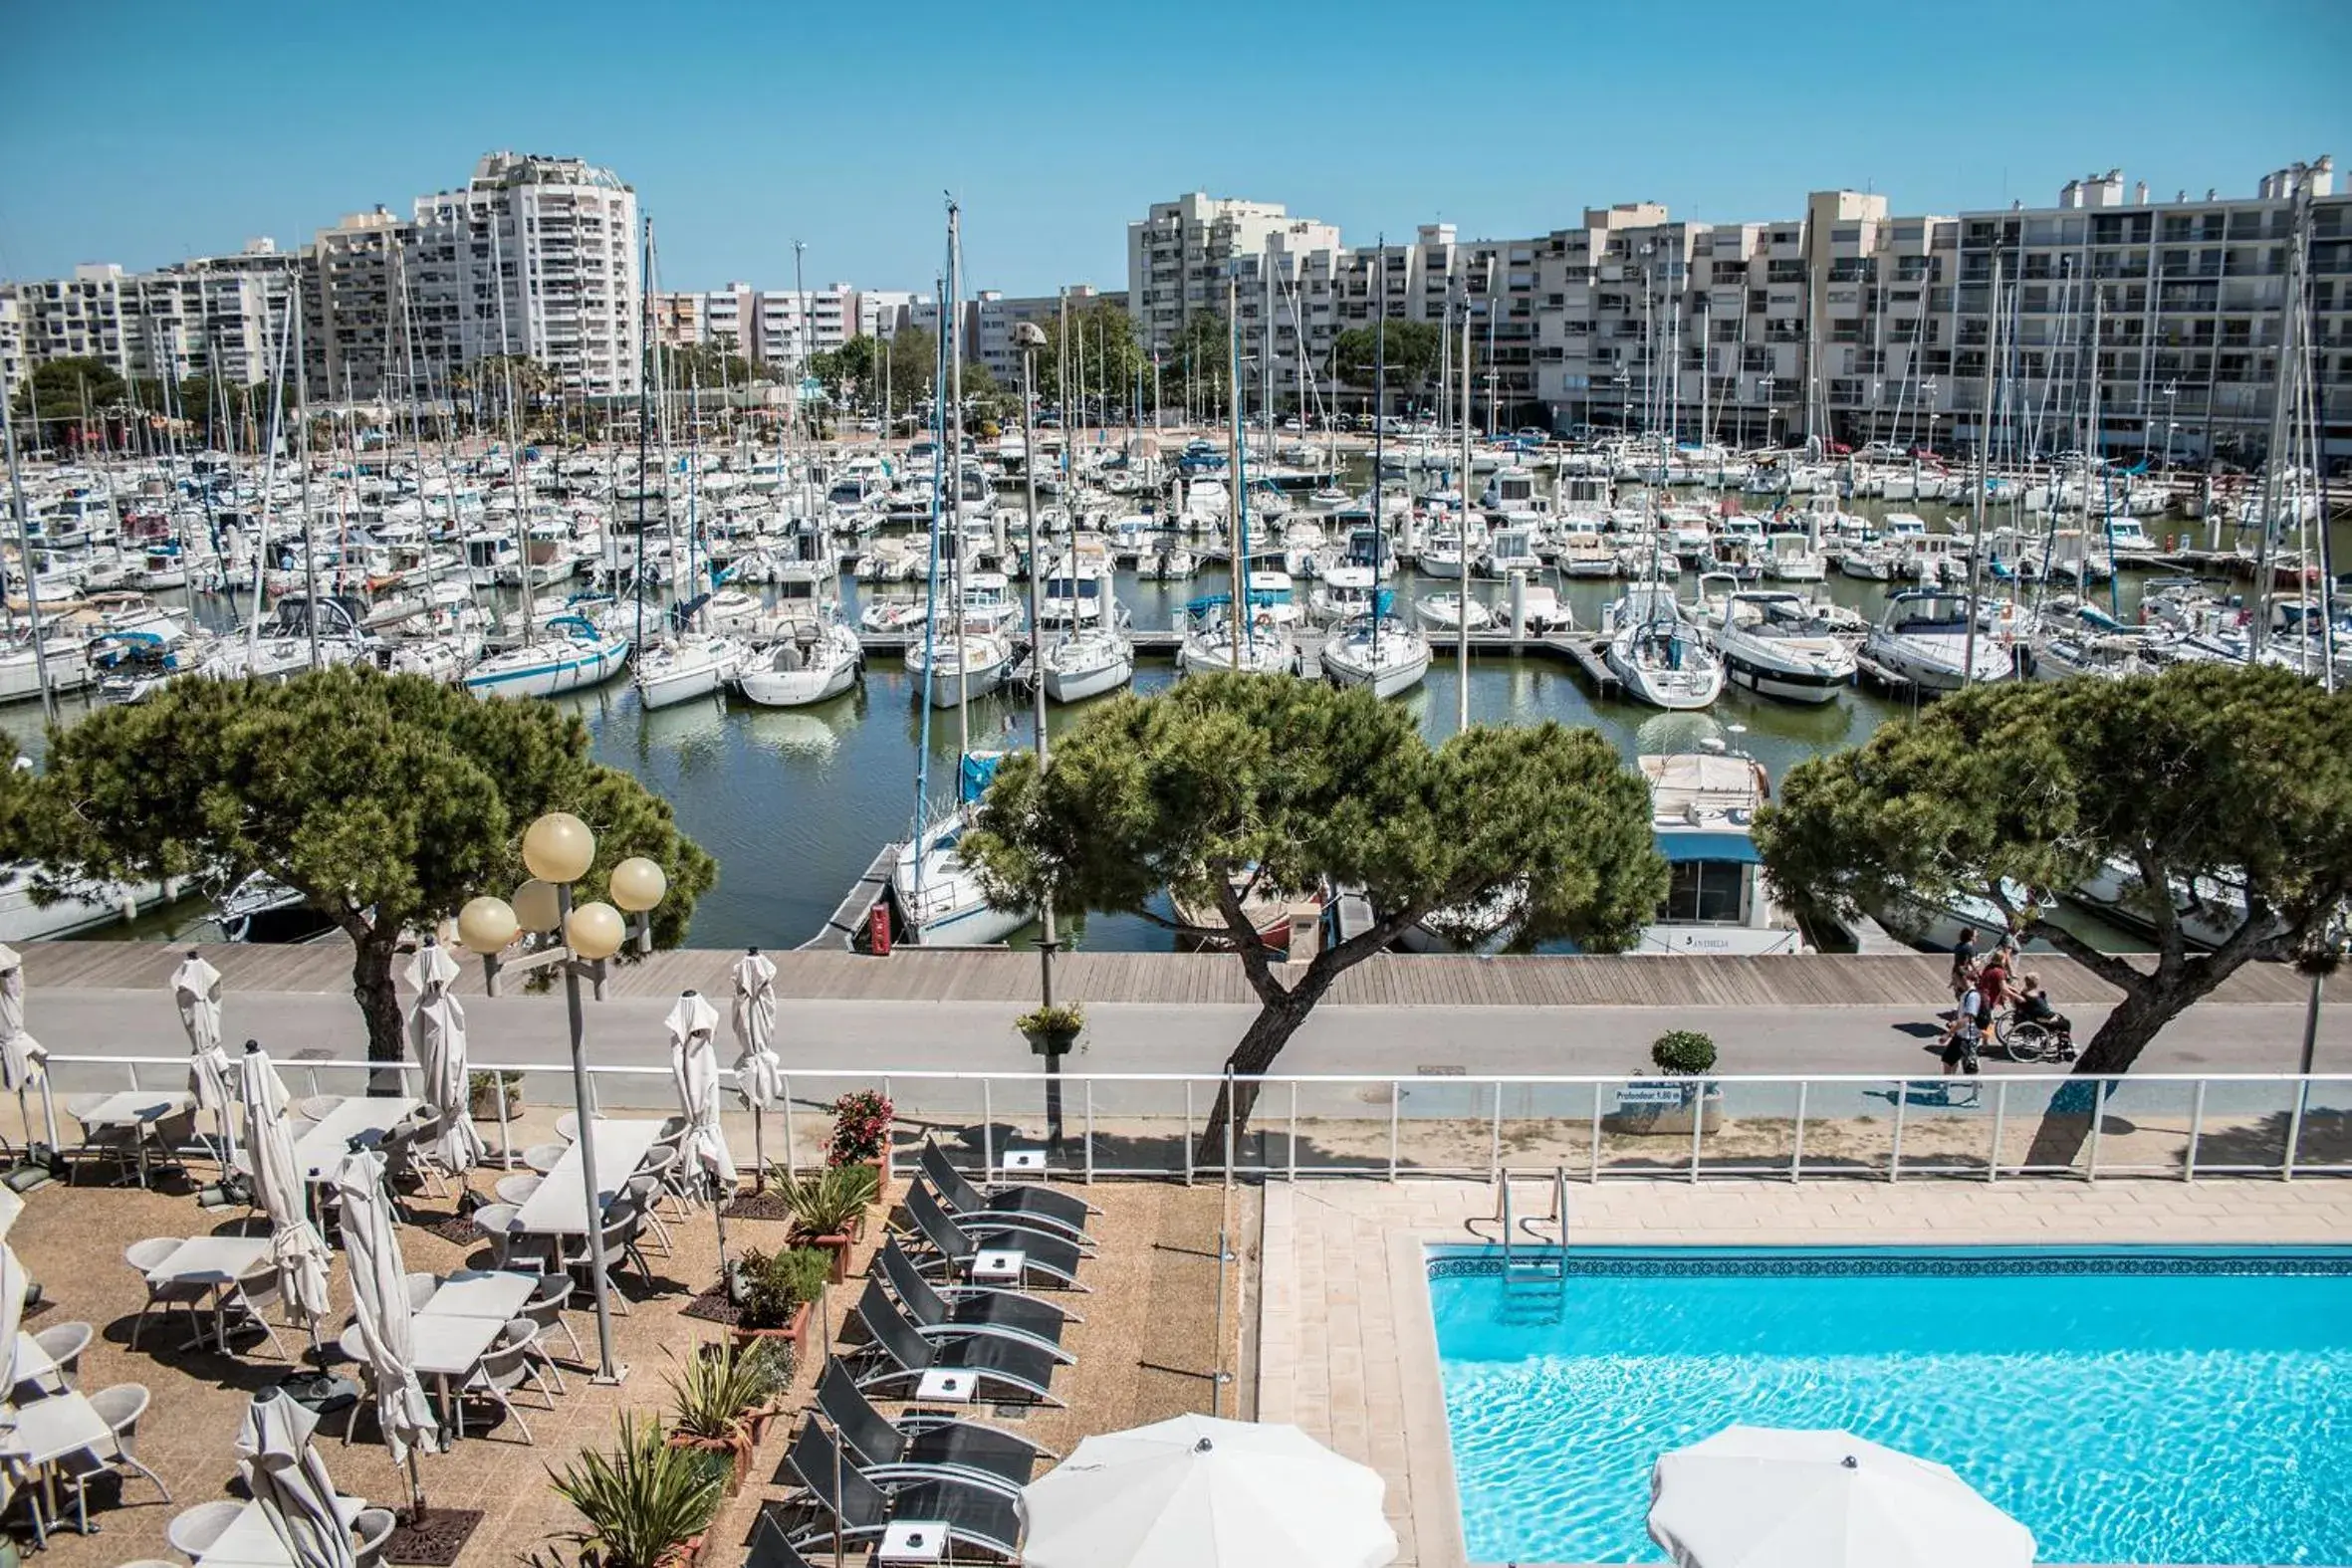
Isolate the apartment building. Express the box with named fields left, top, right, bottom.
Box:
left=0, top=294, right=23, bottom=396
left=1128, top=193, right=1343, bottom=353
left=303, top=208, right=411, bottom=402
left=407, top=151, right=641, bottom=399
left=970, top=286, right=1128, bottom=385
left=650, top=290, right=705, bottom=350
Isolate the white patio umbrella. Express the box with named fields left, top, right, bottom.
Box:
left=404, top=944, right=483, bottom=1181
left=729, top=949, right=783, bottom=1184
left=0, top=1241, right=29, bottom=1392
left=172, top=950, right=238, bottom=1167
left=1647, top=1426, right=2036, bottom=1568
left=239, top=1043, right=333, bottom=1353
left=0, top=942, right=57, bottom=1156
left=1018, top=1414, right=1399, bottom=1568
left=237, top=1386, right=357, bottom=1568
left=669, top=990, right=735, bottom=1277
left=333, top=1146, right=442, bottom=1505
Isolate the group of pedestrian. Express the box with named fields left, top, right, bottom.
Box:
left=1940, top=926, right=2076, bottom=1074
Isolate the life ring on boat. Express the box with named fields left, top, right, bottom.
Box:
left=1253, top=611, right=1274, bottom=631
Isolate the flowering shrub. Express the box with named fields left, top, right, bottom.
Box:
left=825, top=1089, right=893, bottom=1166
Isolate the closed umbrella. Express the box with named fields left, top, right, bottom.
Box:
left=1647, top=1425, right=2035, bottom=1568
left=0, top=943, right=56, bottom=1156
left=1018, top=1414, right=1399, bottom=1568
left=669, top=990, right=734, bottom=1277
left=333, top=1146, right=442, bottom=1505
left=172, top=950, right=238, bottom=1167
left=405, top=944, right=483, bottom=1181
left=239, top=1042, right=332, bottom=1354
left=237, top=1386, right=356, bottom=1568
left=0, top=1241, right=28, bottom=1393
left=729, top=949, right=784, bottom=1185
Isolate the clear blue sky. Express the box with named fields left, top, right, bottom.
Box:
left=3, top=0, right=2345, bottom=296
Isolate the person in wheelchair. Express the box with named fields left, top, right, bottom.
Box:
left=2012, top=973, right=2073, bottom=1048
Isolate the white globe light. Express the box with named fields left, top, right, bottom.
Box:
left=522, top=811, right=595, bottom=885
left=511, top=878, right=563, bottom=934
left=455, top=896, right=519, bottom=956
left=609, top=856, right=667, bottom=913
left=566, top=901, right=626, bottom=962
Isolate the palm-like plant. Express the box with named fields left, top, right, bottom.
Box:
left=544, top=1414, right=727, bottom=1568
left=776, top=1161, right=879, bottom=1236
left=663, top=1338, right=791, bottom=1441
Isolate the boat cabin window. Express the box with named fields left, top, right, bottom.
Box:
left=1662, top=860, right=1746, bottom=925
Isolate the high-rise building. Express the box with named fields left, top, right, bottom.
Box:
left=407, top=152, right=641, bottom=399
left=303, top=208, right=411, bottom=402
left=1127, top=193, right=1342, bottom=352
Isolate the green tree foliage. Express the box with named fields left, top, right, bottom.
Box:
left=807, top=336, right=879, bottom=406
left=10, top=357, right=128, bottom=447
left=1332, top=322, right=1443, bottom=403
left=1036, top=301, right=1144, bottom=412
left=964, top=675, right=1665, bottom=1154
left=1166, top=309, right=1231, bottom=412
left=14, top=668, right=717, bottom=1065
left=657, top=342, right=759, bottom=390
left=1755, top=664, right=2352, bottom=1163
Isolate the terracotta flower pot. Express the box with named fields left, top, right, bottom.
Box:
left=729, top=1299, right=813, bottom=1352
left=665, top=1430, right=752, bottom=1496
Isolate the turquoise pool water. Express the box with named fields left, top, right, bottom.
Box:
left=1429, top=1246, right=2352, bottom=1565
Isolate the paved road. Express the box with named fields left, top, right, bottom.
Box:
left=26, top=987, right=2348, bottom=1089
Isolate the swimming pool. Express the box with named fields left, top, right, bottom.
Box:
left=1429, top=1245, right=2352, bottom=1565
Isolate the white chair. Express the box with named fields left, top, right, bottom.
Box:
left=522, top=1143, right=569, bottom=1176
left=554, top=1111, right=581, bottom=1143
left=471, top=1204, right=553, bottom=1272
left=122, top=1238, right=207, bottom=1351
left=493, top=1173, right=544, bottom=1207
left=218, top=1262, right=292, bottom=1359
left=353, top=1506, right=398, bottom=1568
left=56, top=1382, right=173, bottom=1524
left=403, top=1272, right=439, bottom=1313
left=166, top=1498, right=246, bottom=1561
left=454, top=1320, right=556, bottom=1444
left=26, top=1320, right=92, bottom=1393
left=621, top=1171, right=675, bottom=1257
left=335, top=1324, right=377, bottom=1446
left=519, top=1273, right=585, bottom=1369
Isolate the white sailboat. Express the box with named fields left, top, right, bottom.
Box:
left=1604, top=584, right=1724, bottom=711
left=633, top=632, right=747, bottom=709
left=464, top=614, right=631, bottom=700
left=1040, top=623, right=1134, bottom=703
left=1321, top=609, right=1431, bottom=699
left=737, top=617, right=861, bottom=707
left=905, top=630, right=1011, bottom=706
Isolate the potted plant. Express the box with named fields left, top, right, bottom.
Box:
left=777, top=1162, right=881, bottom=1281
left=469, top=1068, right=523, bottom=1119
left=1648, top=1029, right=1726, bottom=1135
left=1015, top=1001, right=1084, bottom=1056
left=661, top=1339, right=791, bottom=1494
left=825, top=1089, right=894, bottom=1171
left=730, top=1244, right=831, bottom=1352
left=542, top=1414, right=727, bottom=1568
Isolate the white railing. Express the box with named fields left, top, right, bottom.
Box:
left=26, top=1054, right=2352, bottom=1185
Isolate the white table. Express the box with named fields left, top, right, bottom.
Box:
left=73, top=1089, right=196, bottom=1186
left=406, top=1313, right=507, bottom=1441
left=513, top=1119, right=666, bottom=1236
left=970, top=1248, right=1026, bottom=1286
left=194, top=1493, right=366, bottom=1568
left=998, top=1148, right=1048, bottom=1177
left=292, top=1095, right=423, bottom=1182
left=0, top=1390, right=111, bottom=1535
left=878, top=1519, right=951, bottom=1564
left=420, top=1269, right=538, bottom=1322
left=144, top=1233, right=273, bottom=1288
left=914, top=1368, right=978, bottom=1404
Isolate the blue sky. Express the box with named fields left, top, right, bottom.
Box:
left=3, top=0, right=2344, bottom=297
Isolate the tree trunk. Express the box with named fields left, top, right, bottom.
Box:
left=2018, top=981, right=2196, bottom=1170
left=350, top=931, right=406, bottom=1094
left=1193, top=989, right=1324, bottom=1170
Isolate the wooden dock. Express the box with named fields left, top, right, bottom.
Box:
left=799, top=841, right=900, bottom=951
left=857, top=628, right=1622, bottom=691
left=11, top=940, right=2315, bottom=1010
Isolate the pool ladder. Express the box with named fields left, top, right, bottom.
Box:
left=1496, top=1168, right=1568, bottom=1322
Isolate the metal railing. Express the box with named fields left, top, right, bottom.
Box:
left=23, top=1054, right=2352, bottom=1186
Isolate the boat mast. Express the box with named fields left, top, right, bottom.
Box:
left=490, top=212, right=534, bottom=642
left=247, top=290, right=298, bottom=664
left=1, top=362, right=54, bottom=723
left=948, top=202, right=969, bottom=757
left=2250, top=167, right=2311, bottom=664
left=293, top=292, right=320, bottom=671
left=1457, top=286, right=1472, bottom=733
left=632, top=217, right=653, bottom=654
left=1227, top=268, right=1245, bottom=672
left=1960, top=251, right=2002, bottom=688
left=1372, top=234, right=1386, bottom=669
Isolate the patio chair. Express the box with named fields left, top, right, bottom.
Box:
left=519, top=1272, right=586, bottom=1368
left=27, top=1320, right=93, bottom=1393
left=845, top=1279, right=1062, bottom=1407
left=453, top=1319, right=557, bottom=1444
left=640, top=1142, right=696, bottom=1226
left=353, top=1506, right=398, bottom=1568
left=621, top=1170, right=677, bottom=1256
left=334, top=1324, right=376, bottom=1446
left=815, top=1356, right=1052, bottom=1492
left=493, top=1173, right=543, bottom=1207
left=165, top=1498, right=246, bottom=1561
left=779, top=1417, right=1024, bottom=1561
left=55, top=1382, right=174, bottom=1524
left=470, top=1204, right=554, bottom=1272
left=565, top=1209, right=653, bottom=1314
left=402, top=1272, right=439, bottom=1313
left=122, top=1237, right=209, bottom=1352
left=901, top=1179, right=1088, bottom=1290
left=138, top=1108, right=201, bottom=1183
left=385, top=1108, right=452, bottom=1200
left=920, top=1137, right=1098, bottom=1246
left=522, top=1143, right=570, bottom=1175
left=876, top=1236, right=1076, bottom=1357
left=217, top=1261, right=292, bottom=1358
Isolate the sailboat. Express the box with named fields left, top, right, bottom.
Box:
left=1179, top=277, right=1295, bottom=679
left=1604, top=582, right=1724, bottom=711
left=736, top=523, right=862, bottom=708
left=1039, top=567, right=1134, bottom=703
left=464, top=613, right=631, bottom=700
left=1321, top=594, right=1432, bottom=699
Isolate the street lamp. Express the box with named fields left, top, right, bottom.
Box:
left=1010, top=320, right=1067, bottom=1147
left=456, top=811, right=667, bottom=1384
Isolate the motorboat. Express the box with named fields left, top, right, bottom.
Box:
left=860, top=593, right=932, bottom=634
left=1172, top=867, right=1330, bottom=952
left=1039, top=624, right=1135, bottom=704
left=0, top=631, right=95, bottom=703
left=904, top=630, right=1012, bottom=706
left=216, top=871, right=337, bottom=944
left=736, top=616, right=862, bottom=707
left=1307, top=563, right=1378, bottom=625
left=1637, top=748, right=1807, bottom=955
left=1701, top=587, right=1859, bottom=705
left=464, top=615, right=631, bottom=700
left=633, top=633, right=748, bottom=710
left=1863, top=590, right=2014, bottom=691
left=1319, top=612, right=1431, bottom=700
left=1416, top=591, right=1494, bottom=632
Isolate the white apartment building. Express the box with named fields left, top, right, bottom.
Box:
left=407, top=151, right=641, bottom=399
left=303, top=208, right=410, bottom=402
left=971, top=286, right=1126, bottom=385
left=1128, top=193, right=1342, bottom=353
left=0, top=294, right=24, bottom=396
